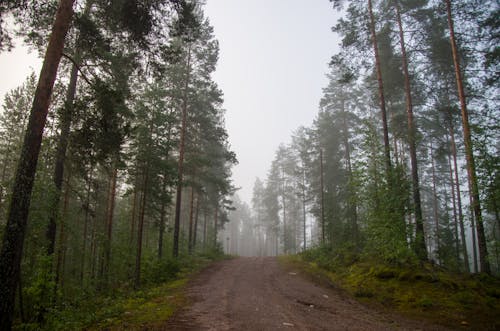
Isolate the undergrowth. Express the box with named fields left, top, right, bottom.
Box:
left=283, top=246, right=500, bottom=330
left=15, top=251, right=228, bottom=331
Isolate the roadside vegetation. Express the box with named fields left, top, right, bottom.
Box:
left=282, top=247, right=500, bottom=330
left=15, top=251, right=226, bottom=331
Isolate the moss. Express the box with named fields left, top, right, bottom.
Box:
left=285, top=253, right=500, bottom=330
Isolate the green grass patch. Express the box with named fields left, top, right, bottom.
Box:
left=281, top=250, right=500, bottom=330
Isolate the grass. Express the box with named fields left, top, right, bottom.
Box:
left=280, top=251, right=500, bottom=330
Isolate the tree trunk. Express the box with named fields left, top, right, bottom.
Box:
left=213, top=203, right=218, bottom=248
left=188, top=186, right=195, bottom=254
left=445, top=0, right=489, bottom=273
left=135, top=165, right=149, bottom=288
left=368, top=0, right=391, bottom=176
left=193, top=194, right=200, bottom=250
left=319, top=148, right=325, bottom=245
left=47, top=0, right=92, bottom=257
left=394, top=0, right=427, bottom=260
left=0, top=1, right=75, bottom=328
left=173, top=45, right=192, bottom=258
left=301, top=166, right=307, bottom=251
left=158, top=175, right=168, bottom=260
left=446, top=140, right=461, bottom=269
left=447, top=110, right=470, bottom=272
left=103, top=165, right=117, bottom=283
left=341, top=97, right=358, bottom=245
left=80, top=167, right=93, bottom=284
left=55, top=170, right=71, bottom=291
left=429, top=140, right=440, bottom=263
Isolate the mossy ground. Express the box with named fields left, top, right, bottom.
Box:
left=281, top=253, right=500, bottom=330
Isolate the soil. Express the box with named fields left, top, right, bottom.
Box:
left=163, top=257, right=450, bottom=330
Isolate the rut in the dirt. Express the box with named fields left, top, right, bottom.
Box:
left=163, top=257, right=449, bottom=331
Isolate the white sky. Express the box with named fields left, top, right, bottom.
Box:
left=0, top=1, right=341, bottom=205
left=204, top=0, right=340, bottom=203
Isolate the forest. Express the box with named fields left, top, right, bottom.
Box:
left=0, top=0, right=498, bottom=330
left=225, top=0, right=499, bottom=274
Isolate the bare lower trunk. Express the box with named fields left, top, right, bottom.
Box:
left=0, top=1, right=75, bottom=328
left=135, top=166, right=149, bottom=288
left=103, top=166, right=117, bottom=282
left=173, top=45, right=192, bottom=258
left=193, top=195, right=200, bottom=250
left=320, top=148, right=325, bottom=245
left=445, top=0, right=489, bottom=273
left=188, top=187, right=195, bottom=254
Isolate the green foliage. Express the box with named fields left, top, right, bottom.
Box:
left=21, top=255, right=56, bottom=325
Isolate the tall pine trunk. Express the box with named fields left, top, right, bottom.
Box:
left=394, top=0, right=427, bottom=260
left=47, top=0, right=92, bottom=257
left=103, top=165, right=117, bottom=283
left=0, top=1, right=75, bottom=328
left=173, top=45, right=192, bottom=258
left=319, top=148, right=325, bottom=245
left=135, top=165, right=149, bottom=288
left=445, top=0, right=489, bottom=273
left=368, top=0, right=391, bottom=176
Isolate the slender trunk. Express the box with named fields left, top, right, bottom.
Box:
left=193, top=194, right=200, bottom=250
left=55, top=170, right=71, bottom=291
left=446, top=139, right=461, bottom=268
left=47, top=0, right=92, bottom=257
left=213, top=203, right=218, bottom=248
left=368, top=0, right=391, bottom=176
left=135, top=165, right=149, bottom=288
left=203, top=208, right=207, bottom=249
left=448, top=111, right=470, bottom=272
left=0, top=1, right=75, bottom=327
left=394, top=1, right=427, bottom=260
left=445, top=0, right=489, bottom=273
left=188, top=186, right=195, bottom=254
left=320, top=148, right=325, bottom=245
left=469, top=183, right=479, bottom=273
left=173, top=45, right=192, bottom=258
left=103, top=166, right=117, bottom=282
left=158, top=176, right=167, bottom=259
left=80, top=168, right=93, bottom=284
left=430, top=141, right=440, bottom=263
left=281, top=168, right=286, bottom=254
left=302, top=167, right=307, bottom=251
left=341, top=98, right=358, bottom=245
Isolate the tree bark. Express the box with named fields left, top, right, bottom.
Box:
left=0, top=1, right=75, bottom=328
left=368, top=0, right=392, bottom=176
left=173, top=44, right=192, bottom=258
left=394, top=0, right=427, bottom=260
left=135, top=165, right=149, bottom=288
left=445, top=0, right=489, bottom=273
left=320, top=148, right=325, bottom=245
left=430, top=140, right=440, bottom=262
left=188, top=187, right=195, bottom=254
left=193, top=194, right=200, bottom=250
left=103, top=165, right=117, bottom=283
left=47, top=0, right=92, bottom=257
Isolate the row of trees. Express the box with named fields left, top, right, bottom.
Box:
left=0, top=1, right=236, bottom=329
left=245, top=0, right=498, bottom=273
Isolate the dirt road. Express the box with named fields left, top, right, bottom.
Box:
left=164, top=257, right=447, bottom=330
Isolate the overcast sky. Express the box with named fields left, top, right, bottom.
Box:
left=204, top=0, right=340, bottom=204
left=0, top=0, right=341, bottom=205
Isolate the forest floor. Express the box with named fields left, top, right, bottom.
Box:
left=161, top=257, right=451, bottom=330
